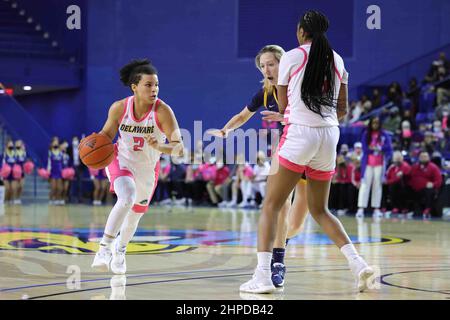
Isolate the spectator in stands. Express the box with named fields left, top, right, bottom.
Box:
left=356, top=116, right=393, bottom=218
left=339, top=144, right=350, bottom=159
left=425, top=52, right=450, bottom=84
left=154, top=155, right=171, bottom=204
left=385, top=151, right=411, bottom=215
left=387, top=82, right=404, bottom=107
left=224, top=154, right=244, bottom=208
left=413, top=123, right=427, bottom=143
left=350, top=142, right=363, bottom=160
left=330, top=154, right=352, bottom=216
left=382, top=106, right=401, bottom=133
left=435, top=104, right=449, bottom=127
left=406, top=77, right=420, bottom=116
left=250, top=151, right=270, bottom=208
left=371, top=88, right=383, bottom=109
left=182, top=153, right=194, bottom=206
left=60, top=140, right=72, bottom=204
left=400, top=120, right=412, bottom=151
left=437, top=129, right=450, bottom=154
left=409, top=151, right=443, bottom=218
left=346, top=100, right=362, bottom=124
left=349, top=155, right=361, bottom=213
left=206, top=159, right=230, bottom=207
left=2, top=139, right=17, bottom=204
left=238, top=161, right=255, bottom=208
left=196, top=156, right=217, bottom=205
left=421, top=131, right=437, bottom=154
left=91, top=168, right=108, bottom=206
left=358, top=94, right=373, bottom=118
left=68, top=136, right=82, bottom=203
left=0, top=82, right=5, bottom=94
left=13, top=139, right=27, bottom=205
left=48, top=137, right=64, bottom=205
left=169, top=157, right=187, bottom=204
left=401, top=109, right=416, bottom=130
left=432, top=120, right=445, bottom=140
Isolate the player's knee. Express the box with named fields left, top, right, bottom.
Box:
left=262, top=199, right=283, bottom=215
left=117, top=194, right=136, bottom=210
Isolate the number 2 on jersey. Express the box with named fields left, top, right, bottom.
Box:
left=133, top=137, right=145, bottom=151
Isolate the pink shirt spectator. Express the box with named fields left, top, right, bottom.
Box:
left=214, top=166, right=230, bottom=185
left=199, top=163, right=216, bottom=181
left=368, top=131, right=384, bottom=166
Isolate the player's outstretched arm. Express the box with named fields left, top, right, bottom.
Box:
left=146, top=102, right=184, bottom=157
left=99, top=100, right=126, bottom=141
left=207, top=107, right=255, bottom=138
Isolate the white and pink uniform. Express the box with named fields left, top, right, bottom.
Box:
left=106, top=96, right=166, bottom=213
left=277, top=43, right=348, bottom=181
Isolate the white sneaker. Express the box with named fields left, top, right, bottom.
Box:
left=13, top=199, right=21, bottom=205
left=239, top=268, right=277, bottom=294
left=238, top=201, right=249, bottom=208
left=110, top=240, right=127, bottom=275
left=349, top=256, right=375, bottom=292
left=337, top=209, right=346, bottom=216
left=110, top=275, right=127, bottom=300
left=355, top=209, right=364, bottom=218
left=372, top=209, right=383, bottom=219
left=218, top=201, right=228, bottom=208
left=91, top=245, right=112, bottom=272
left=226, top=200, right=237, bottom=208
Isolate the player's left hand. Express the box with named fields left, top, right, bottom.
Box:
left=261, top=111, right=284, bottom=122
left=145, top=135, right=159, bottom=150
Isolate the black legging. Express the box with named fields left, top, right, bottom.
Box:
left=388, top=183, right=408, bottom=210
left=412, top=188, right=436, bottom=212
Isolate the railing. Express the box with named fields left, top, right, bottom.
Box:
left=0, top=93, right=51, bottom=167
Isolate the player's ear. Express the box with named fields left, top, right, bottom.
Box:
left=131, top=83, right=137, bottom=92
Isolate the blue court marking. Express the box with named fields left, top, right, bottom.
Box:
left=0, top=227, right=385, bottom=246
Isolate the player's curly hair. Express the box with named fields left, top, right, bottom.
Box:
left=119, top=59, right=158, bottom=87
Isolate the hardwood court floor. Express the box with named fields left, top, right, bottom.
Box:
left=0, top=203, right=449, bottom=300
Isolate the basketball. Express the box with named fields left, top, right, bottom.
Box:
left=79, top=133, right=114, bottom=169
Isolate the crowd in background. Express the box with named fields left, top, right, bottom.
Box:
left=1, top=53, right=449, bottom=217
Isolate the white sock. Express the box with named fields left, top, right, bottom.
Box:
left=118, top=211, right=143, bottom=251
left=100, top=236, right=114, bottom=250
left=340, top=243, right=359, bottom=263
left=256, top=252, right=272, bottom=272
left=104, top=176, right=136, bottom=237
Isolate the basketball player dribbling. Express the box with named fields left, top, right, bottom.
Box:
left=91, top=59, right=184, bottom=274
left=240, top=11, right=374, bottom=294
left=208, top=45, right=309, bottom=288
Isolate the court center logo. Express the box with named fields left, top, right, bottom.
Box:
left=0, top=229, right=194, bottom=255
left=0, top=228, right=409, bottom=254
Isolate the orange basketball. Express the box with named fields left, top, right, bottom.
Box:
left=79, top=133, right=114, bottom=169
